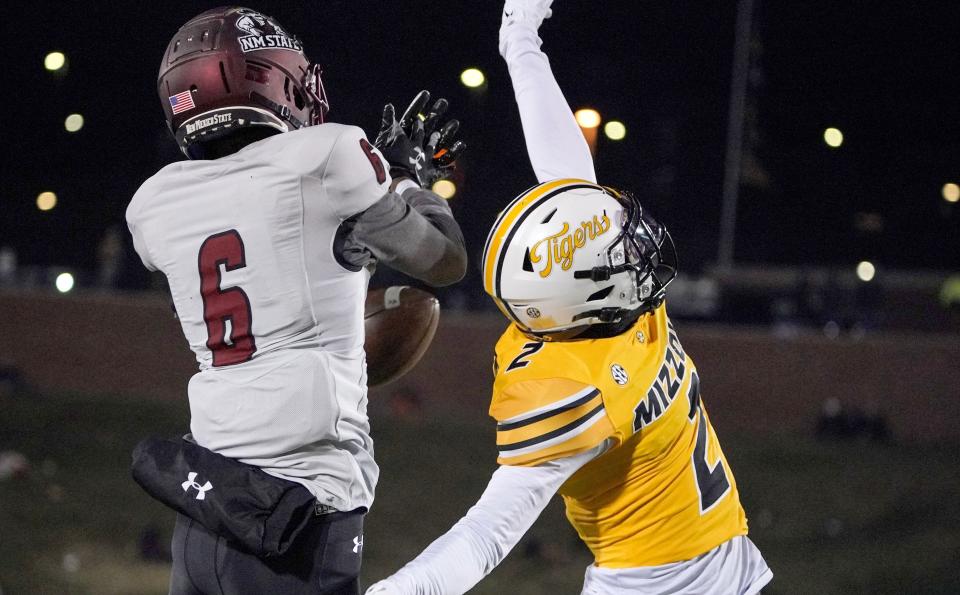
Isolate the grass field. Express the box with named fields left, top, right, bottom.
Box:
left=1, top=391, right=958, bottom=594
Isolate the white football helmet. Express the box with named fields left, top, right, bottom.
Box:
left=482, top=179, right=677, bottom=339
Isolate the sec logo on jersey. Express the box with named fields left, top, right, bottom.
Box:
left=611, top=363, right=629, bottom=385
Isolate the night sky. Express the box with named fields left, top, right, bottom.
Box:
left=3, top=2, right=958, bottom=295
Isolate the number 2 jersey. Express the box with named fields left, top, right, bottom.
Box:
left=490, top=303, right=748, bottom=567
left=126, top=123, right=462, bottom=512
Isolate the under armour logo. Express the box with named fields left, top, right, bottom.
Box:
left=181, top=471, right=213, bottom=500
left=352, top=534, right=364, bottom=554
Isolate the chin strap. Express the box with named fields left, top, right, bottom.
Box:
left=573, top=306, right=652, bottom=340
left=249, top=91, right=307, bottom=130
left=573, top=264, right=631, bottom=282
left=572, top=307, right=624, bottom=323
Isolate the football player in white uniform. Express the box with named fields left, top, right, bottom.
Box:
left=365, top=1, right=771, bottom=594
left=126, top=7, right=466, bottom=595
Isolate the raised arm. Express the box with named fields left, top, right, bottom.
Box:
left=314, top=124, right=467, bottom=287
left=335, top=91, right=467, bottom=287
left=345, top=180, right=467, bottom=287
left=500, top=0, right=596, bottom=183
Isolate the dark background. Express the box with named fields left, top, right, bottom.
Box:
left=3, top=1, right=959, bottom=298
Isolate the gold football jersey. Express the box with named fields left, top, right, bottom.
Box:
left=490, top=304, right=748, bottom=567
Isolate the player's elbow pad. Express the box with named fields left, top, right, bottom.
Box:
left=426, top=242, right=468, bottom=287
left=415, top=209, right=467, bottom=287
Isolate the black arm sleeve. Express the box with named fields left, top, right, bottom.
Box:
left=336, top=188, right=467, bottom=287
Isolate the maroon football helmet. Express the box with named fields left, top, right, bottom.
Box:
left=158, top=6, right=329, bottom=159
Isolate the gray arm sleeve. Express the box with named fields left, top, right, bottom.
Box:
left=336, top=187, right=467, bottom=287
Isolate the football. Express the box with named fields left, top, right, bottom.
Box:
left=364, top=286, right=440, bottom=386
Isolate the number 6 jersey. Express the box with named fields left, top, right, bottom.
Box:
left=126, top=123, right=465, bottom=512
left=490, top=304, right=748, bottom=567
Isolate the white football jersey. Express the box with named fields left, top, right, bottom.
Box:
left=126, top=123, right=392, bottom=511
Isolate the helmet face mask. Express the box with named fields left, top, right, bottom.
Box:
left=483, top=180, right=678, bottom=341
left=303, top=63, right=330, bottom=126
left=158, top=6, right=330, bottom=159
left=605, top=190, right=678, bottom=314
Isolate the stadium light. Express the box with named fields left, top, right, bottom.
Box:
left=604, top=121, right=626, bottom=141
left=432, top=179, right=456, bottom=199
left=460, top=68, right=485, bottom=88
left=824, top=127, right=843, bottom=148
left=942, top=183, right=960, bottom=203
left=44, top=51, right=66, bottom=72
left=55, top=272, right=75, bottom=293
left=64, top=114, right=84, bottom=133
left=37, top=191, right=57, bottom=211
left=575, top=109, right=601, bottom=129
left=856, top=261, right=875, bottom=282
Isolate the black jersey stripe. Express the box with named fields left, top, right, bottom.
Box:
left=496, top=389, right=601, bottom=432
left=498, top=403, right=605, bottom=452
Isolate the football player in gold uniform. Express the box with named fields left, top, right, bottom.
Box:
left=367, top=1, right=772, bottom=593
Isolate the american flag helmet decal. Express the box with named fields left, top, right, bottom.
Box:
left=168, top=90, right=196, bottom=114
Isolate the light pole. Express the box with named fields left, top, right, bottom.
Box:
left=718, top=0, right=757, bottom=271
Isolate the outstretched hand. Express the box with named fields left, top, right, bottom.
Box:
left=374, top=90, right=465, bottom=189
left=500, top=0, right=555, bottom=56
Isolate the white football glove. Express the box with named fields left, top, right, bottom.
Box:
left=365, top=581, right=402, bottom=595
left=502, top=0, right=554, bottom=28
left=500, top=0, right=555, bottom=56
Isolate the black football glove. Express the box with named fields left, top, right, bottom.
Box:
left=374, top=90, right=465, bottom=188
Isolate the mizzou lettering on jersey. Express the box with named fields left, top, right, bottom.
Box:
left=633, top=322, right=687, bottom=431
